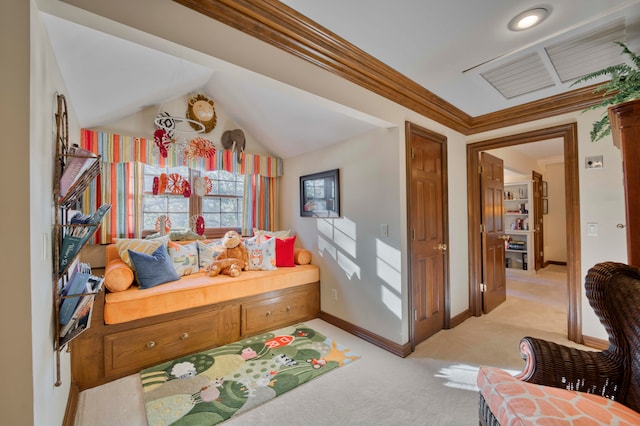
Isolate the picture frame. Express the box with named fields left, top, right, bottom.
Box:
left=543, top=198, right=549, bottom=215
left=300, top=169, right=340, bottom=218
left=542, top=181, right=548, bottom=198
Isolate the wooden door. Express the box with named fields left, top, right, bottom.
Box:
left=609, top=100, right=640, bottom=267
left=481, top=152, right=506, bottom=313
left=532, top=171, right=544, bottom=270
left=407, top=123, right=447, bottom=345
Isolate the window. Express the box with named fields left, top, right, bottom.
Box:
left=142, top=165, right=244, bottom=234
left=201, top=170, right=244, bottom=228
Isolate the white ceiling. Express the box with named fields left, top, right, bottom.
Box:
left=40, top=0, right=640, bottom=159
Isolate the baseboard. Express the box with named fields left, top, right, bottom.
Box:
left=545, top=260, right=567, bottom=266
left=318, top=311, right=412, bottom=357
left=450, top=309, right=473, bottom=328
left=63, top=382, right=79, bottom=426
left=582, top=335, right=608, bottom=350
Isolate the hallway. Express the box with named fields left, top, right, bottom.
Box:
left=411, top=264, right=584, bottom=372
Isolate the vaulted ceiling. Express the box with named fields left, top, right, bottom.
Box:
left=40, top=0, right=640, bottom=159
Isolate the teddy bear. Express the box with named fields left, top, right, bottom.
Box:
left=209, top=230, right=249, bottom=277
left=209, top=258, right=245, bottom=278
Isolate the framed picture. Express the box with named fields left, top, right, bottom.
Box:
left=542, top=181, right=548, bottom=198
left=543, top=198, right=549, bottom=215
left=300, top=169, right=340, bottom=218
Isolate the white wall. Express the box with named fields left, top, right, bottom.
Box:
left=1, top=1, right=34, bottom=424
left=31, top=4, right=78, bottom=424
left=0, top=1, right=71, bottom=424
left=577, top=108, right=627, bottom=338
left=488, top=146, right=543, bottom=180
left=544, top=162, right=567, bottom=263
left=282, top=128, right=405, bottom=342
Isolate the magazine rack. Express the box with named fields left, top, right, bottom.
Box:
left=52, top=94, right=105, bottom=386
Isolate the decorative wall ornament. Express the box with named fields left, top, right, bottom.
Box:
left=153, top=129, right=172, bottom=158
left=186, top=94, right=217, bottom=133
left=184, top=137, right=216, bottom=163
left=166, top=173, right=191, bottom=197
left=155, top=215, right=172, bottom=235
left=154, top=112, right=176, bottom=138
left=154, top=111, right=204, bottom=135
left=193, top=176, right=213, bottom=197
left=221, top=129, right=246, bottom=163
left=190, top=215, right=205, bottom=236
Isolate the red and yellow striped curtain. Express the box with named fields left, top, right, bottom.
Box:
left=80, top=129, right=282, bottom=243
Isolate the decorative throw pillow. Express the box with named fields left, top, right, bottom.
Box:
left=293, top=248, right=312, bottom=265
left=253, top=228, right=292, bottom=239
left=128, top=245, right=179, bottom=289
left=245, top=236, right=277, bottom=271
left=114, top=236, right=169, bottom=270
left=196, top=239, right=224, bottom=271
left=267, top=235, right=297, bottom=267
left=167, top=242, right=199, bottom=276
left=103, top=258, right=135, bottom=292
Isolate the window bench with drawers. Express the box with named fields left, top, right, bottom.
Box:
left=70, top=242, right=320, bottom=391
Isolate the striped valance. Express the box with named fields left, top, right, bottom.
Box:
left=80, top=129, right=283, bottom=177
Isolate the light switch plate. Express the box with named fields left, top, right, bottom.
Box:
left=587, top=222, right=598, bottom=237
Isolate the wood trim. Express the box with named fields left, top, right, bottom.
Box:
left=319, top=311, right=412, bottom=357
left=469, top=84, right=606, bottom=134
left=62, top=383, right=79, bottom=426
left=450, top=308, right=472, bottom=328
left=466, top=124, right=582, bottom=343
left=172, top=0, right=608, bottom=135
left=174, top=0, right=471, bottom=134
left=582, top=335, right=608, bottom=351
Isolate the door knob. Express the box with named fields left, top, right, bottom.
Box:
left=434, top=243, right=448, bottom=252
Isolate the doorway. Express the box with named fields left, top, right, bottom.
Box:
left=466, top=123, right=582, bottom=343
left=405, top=122, right=450, bottom=350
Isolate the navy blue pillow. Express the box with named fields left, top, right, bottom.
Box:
left=128, top=245, right=179, bottom=289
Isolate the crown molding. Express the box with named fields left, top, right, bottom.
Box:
left=174, top=0, right=608, bottom=135
left=469, top=83, right=607, bottom=134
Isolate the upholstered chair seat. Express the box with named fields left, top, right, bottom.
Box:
left=478, top=262, right=640, bottom=425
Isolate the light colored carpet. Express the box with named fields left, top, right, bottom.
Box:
left=75, top=265, right=592, bottom=426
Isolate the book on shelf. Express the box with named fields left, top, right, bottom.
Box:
left=58, top=203, right=111, bottom=272
left=59, top=272, right=104, bottom=343
left=59, top=146, right=99, bottom=197
left=58, top=264, right=91, bottom=325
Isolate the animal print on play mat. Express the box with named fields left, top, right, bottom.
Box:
left=140, top=324, right=360, bottom=426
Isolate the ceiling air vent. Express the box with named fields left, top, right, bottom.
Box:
left=545, top=19, right=626, bottom=83
left=480, top=52, right=555, bottom=99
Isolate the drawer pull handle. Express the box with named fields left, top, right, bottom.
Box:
left=286, top=306, right=291, bottom=312
left=146, top=341, right=156, bottom=349
left=266, top=311, right=272, bottom=317
left=181, top=332, right=189, bottom=340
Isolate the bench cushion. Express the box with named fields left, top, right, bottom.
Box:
left=104, top=264, right=319, bottom=324
left=477, top=366, right=640, bottom=425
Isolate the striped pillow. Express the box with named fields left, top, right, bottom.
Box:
left=114, top=236, right=169, bottom=270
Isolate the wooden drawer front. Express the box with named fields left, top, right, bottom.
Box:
left=242, top=293, right=310, bottom=335
left=105, top=308, right=233, bottom=377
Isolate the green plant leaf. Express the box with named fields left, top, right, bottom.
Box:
left=571, top=43, right=640, bottom=141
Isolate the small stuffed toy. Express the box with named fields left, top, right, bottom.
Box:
left=208, top=230, right=248, bottom=277
left=209, top=258, right=245, bottom=278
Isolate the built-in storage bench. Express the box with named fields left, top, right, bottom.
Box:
left=71, top=280, right=319, bottom=390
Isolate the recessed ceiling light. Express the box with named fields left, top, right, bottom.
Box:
left=508, top=8, right=550, bottom=31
